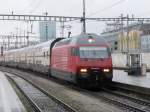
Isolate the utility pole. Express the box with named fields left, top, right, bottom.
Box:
left=8, top=35, right=10, bottom=50
left=24, top=30, right=26, bottom=47
left=19, top=29, right=21, bottom=48
left=15, top=27, right=18, bottom=48
left=61, top=21, right=64, bottom=38
left=15, top=34, right=17, bottom=48
left=2, top=36, right=6, bottom=51
left=82, top=0, right=86, bottom=34
left=27, top=31, right=29, bottom=46
left=12, top=34, right=14, bottom=48
left=44, top=12, right=48, bottom=41
left=2, top=36, right=4, bottom=51
left=121, top=14, right=124, bottom=52
left=45, top=23, right=48, bottom=41
left=126, top=14, right=130, bottom=67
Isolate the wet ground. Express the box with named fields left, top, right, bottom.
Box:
left=0, top=71, right=26, bottom=112
left=113, top=70, right=150, bottom=88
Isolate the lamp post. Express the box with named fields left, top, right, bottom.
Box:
left=15, top=27, right=18, bottom=48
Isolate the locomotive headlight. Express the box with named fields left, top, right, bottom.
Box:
left=88, top=38, right=95, bottom=43
left=80, top=68, right=89, bottom=77
left=88, top=38, right=93, bottom=43
left=80, top=68, right=87, bottom=73
left=103, top=69, right=110, bottom=72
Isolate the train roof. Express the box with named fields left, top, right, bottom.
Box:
left=4, top=33, right=109, bottom=54
left=5, top=39, right=56, bottom=54
left=55, top=33, right=109, bottom=47
left=72, top=33, right=107, bottom=44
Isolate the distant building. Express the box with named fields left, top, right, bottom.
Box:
left=101, top=23, right=150, bottom=53
left=39, top=21, right=56, bottom=42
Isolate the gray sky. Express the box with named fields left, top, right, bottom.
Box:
left=1, top=0, right=149, bottom=17
left=0, top=0, right=150, bottom=36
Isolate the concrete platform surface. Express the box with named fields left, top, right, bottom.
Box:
left=0, top=71, right=26, bottom=112
left=113, top=70, right=150, bottom=88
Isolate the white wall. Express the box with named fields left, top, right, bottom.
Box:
left=112, top=53, right=127, bottom=67
left=112, top=53, right=150, bottom=69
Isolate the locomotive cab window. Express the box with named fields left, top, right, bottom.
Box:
left=79, top=47, right=109, bottom=59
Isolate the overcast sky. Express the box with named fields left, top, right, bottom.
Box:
left=0, top=0, right=150, bottom=36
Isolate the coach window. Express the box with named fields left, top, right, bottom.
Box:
left=47, top=51, right=49, bottom=56
left=43, top=52, right=45, bottom=57
left=46, top=51, right=49, bottom=59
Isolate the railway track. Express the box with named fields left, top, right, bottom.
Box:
left=105, top=83, right=150, bottom=111
left=107, top=82, right=150, bottom=96
left=103, top=87, right=150, bottom=107
left=97, top=88, right=150, bottom=112
left=2, top=67, right=150, bottom=112
left=88, top=82, right=150, bottom=112
left=75, top=85, right=150, bottom=112
left=6, top=72, right=77, bottom=112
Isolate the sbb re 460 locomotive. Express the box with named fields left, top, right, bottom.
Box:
left=0, top=33, right=113, bottom=88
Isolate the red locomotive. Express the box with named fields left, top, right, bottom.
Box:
left=51, top=33, right=113, bottom=87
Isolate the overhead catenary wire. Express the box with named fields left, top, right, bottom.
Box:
left=18, top=0, right=40, bottom=14
left=88, top=0, right=96, bottom=8
left=136, top=11, right=150, bottom=17
left=88, top=0, right=127, bottom=17
left=29, top=0, right=44, bottom=14
left=28, top=0, right=37, bottom=8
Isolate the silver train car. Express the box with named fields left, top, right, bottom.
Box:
left=0, top=38, right=62, bottom=74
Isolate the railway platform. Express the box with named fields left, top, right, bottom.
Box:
left=0, top=71, right=26, bottom=112
left=113, top=70, right=150, bottom=88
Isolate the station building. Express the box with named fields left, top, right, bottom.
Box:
left=101, top=23, right=150, bottom=53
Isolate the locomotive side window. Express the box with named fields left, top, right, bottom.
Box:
left=71, top=47, right=79, bottom=56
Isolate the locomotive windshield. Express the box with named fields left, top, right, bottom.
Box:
left=79, top=47, right=110, bottom=59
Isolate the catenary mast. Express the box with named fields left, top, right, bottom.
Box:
left=82, top=0, right=86, bottom=34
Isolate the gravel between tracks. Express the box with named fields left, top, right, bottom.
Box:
left=0, top=67, right=122, bottom=112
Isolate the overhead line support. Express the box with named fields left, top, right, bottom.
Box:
left=0, top=14, right=150, bottom=22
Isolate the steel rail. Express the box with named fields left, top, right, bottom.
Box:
left=101, top=87, right=150, bottom=112
left=6, top=72, right=77, bottom=112
left=95, top=91, right=149, bottom=112
left=7, top=75, right=42, bottom=112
